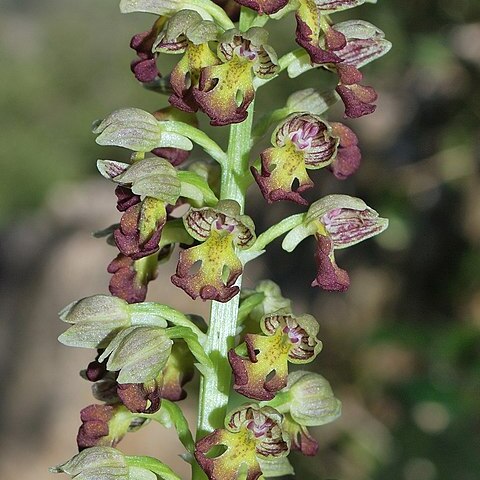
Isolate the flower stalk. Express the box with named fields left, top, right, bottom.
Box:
left=53, top=1, right=392, bottom=479
left=197, top=99, right=256, bottom=440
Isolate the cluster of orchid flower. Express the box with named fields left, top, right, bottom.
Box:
left=52, top=0, right=390, bottom=479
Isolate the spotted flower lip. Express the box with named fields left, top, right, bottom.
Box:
left=252, top=113, right=339, bottom=204
left=171, top=200, right=256, bottom=302
left=195, top=405, right=289, bottom=480
left=150, top=10, right=221, bottom=113
left=193, top=28, right=278, bottom=126
left=282, top=194, right=388, bottom=291
left=229, top=311, right=322, bottom=400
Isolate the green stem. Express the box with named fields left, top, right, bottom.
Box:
left=131, top=303, right=206, bottom=341
left=196, top=103, right=254, bottom=441
left=249, top=213, right=306, bottom=252
left=195, top=10, right=257, bottom=453
left=162, top=121, right=227, bottom=166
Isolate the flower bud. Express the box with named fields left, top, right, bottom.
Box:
left=58, top=295, right=168, bottom=348
left=286, top=371, right=341, bottom=426
left=93, top=108, right=193, bottom=152
left=99, top=326, right=173, bottom=384
left=58, top=296, right=131, bottom=349
left=50, top=447, right=128, bottom=480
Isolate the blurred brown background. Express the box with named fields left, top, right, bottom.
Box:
left=1, top=1, right=479, bottom=479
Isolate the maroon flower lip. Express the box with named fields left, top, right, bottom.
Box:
left=193, top=28, right=278, bottom=126
left=107, top=253, right=153, bottom=304
left=229, top=312, right=322, bottom=400
left=252, top=113, right=339, bottom=204
left=195, top=405, right=289, bottom=480
left=171, top=201, right=255, bottom=302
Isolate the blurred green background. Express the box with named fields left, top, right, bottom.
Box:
left=1, top=1, right=479, bottom=480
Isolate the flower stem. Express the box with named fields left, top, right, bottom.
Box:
left=162, top=121, right=227, bottom=166
left=196, top=103, right=254, bottom=442
left=195, top=9, right=256, bottom=452
left=250, top=213, right=306, bottom=252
